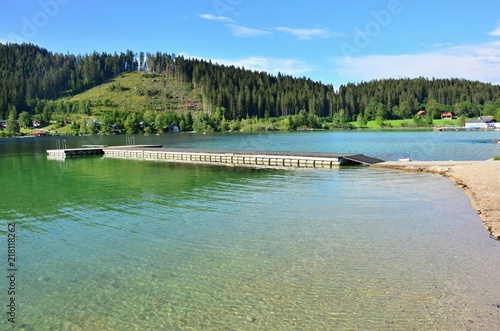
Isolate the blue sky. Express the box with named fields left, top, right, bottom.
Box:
left=1, top=0, right=500, bottom=87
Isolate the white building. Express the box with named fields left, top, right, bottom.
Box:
left=465, top=116, right=499, bottom=130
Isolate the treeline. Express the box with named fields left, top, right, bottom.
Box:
left=192, top=62, right=336, bottom=120
left=144, top=51, right=500, bottom=121
left=338, top=78, right=500, bottom=121
left=2, top=43, right=500, bottom=130
left=0, top=43, right=137, bottom=119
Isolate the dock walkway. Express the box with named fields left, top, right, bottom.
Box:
left=47, top=145, right=384, bottom=168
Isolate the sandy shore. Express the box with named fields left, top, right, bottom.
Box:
left=372, top=159, right=500, bottom=240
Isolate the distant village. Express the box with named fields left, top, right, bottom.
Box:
left=0, top=110, right=499, bottom=137
left=0, top=118, right=180, bottom=137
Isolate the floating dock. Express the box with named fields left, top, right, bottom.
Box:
left=46, top=145, right=161, bottom=160
left=47, top=145, right=383, bottom=168
left=104, top=146, right=384, bottom=167
left=47, top=147, right=105, bottom=159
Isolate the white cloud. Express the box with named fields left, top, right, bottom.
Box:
left=181, top=53, right=311, bottom=76
left=432, top=43, right=453, bottom=48
left=489, top=26, right=500, bottom=37
left=199, top=13, right=270, bottom=38
left=276, top=27, right=342, bottom=40
left=199, top=12, right=270, bottom=38
left=334, top=41, right=500, bottom=85
left=199, top=14, right=234, bottom=23
left=225, top=56, right=312, bottom=75
left=227, top=24, right=270, bottom=38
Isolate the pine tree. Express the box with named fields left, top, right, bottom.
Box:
left=6, top=105, right=20, bottom=136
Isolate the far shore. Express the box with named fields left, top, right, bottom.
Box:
left=372, top=159, right=500, bottom=240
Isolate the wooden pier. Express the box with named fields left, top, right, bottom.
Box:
left=47, top=145, right=384, bottom=167
left=102, top=146, right=384, bottom=167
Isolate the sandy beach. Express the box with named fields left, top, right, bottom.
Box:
left=372, top=159, right=500, bottom=240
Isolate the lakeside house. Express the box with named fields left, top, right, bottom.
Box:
left=465, top=116, right=499, bottom=130
left=416, top=110, right=426, bottom=117
left=440, top=112, right=453, bottom=120
left=29, top=129, right=48, bottom=136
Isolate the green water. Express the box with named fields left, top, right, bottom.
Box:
left=1, top=132, right=500, bottom=330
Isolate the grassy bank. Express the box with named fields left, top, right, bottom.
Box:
left=349, top=118, right=467, bottom=130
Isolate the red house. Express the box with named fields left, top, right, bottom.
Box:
left=30, top=129, right=48, bottom=137
left=441, top=112, right=453, bottom=120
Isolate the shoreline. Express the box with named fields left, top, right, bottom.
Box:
left=372, top=160, right=500, bottom=240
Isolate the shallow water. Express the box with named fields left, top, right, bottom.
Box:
left=1, top=131, right=500, bottom=330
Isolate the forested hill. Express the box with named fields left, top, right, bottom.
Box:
left=0, top=43, right=136, bottom=118
left=2, top=43, right=500, bottom=126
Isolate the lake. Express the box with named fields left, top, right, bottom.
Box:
left=1, top=130, right=500, bottom=330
